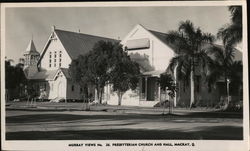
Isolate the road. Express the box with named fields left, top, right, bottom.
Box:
left=5, top=109, right=243, bottom=140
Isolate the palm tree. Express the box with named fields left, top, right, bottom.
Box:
left=166, top=20, right=215, bottom=108
left=217, top=6, right=242, bottom=47
left=207, top=44, right=242, bottom=106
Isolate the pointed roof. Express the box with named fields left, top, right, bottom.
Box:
left=124, top=24, right=242, bottom=61
left=54, top=29, right=119, bottom=59
left=28, top=68, right=71, bottom=80
left=23, top=40, right=40, bottom=55
left=38, top=28, right=119, bottom=64
left=28, top=69, right=58, bottom=80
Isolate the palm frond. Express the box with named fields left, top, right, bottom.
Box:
left=205, top=60, right=223, bottom=86
left=166, top=30, right=192, bottom=54
left=202, top=33, right=215, bottom=43
left=178, top=20, right=196, bottom=40
left=229, top=6, right=242, bottom=25
left=217, top=22, right=242, bottom=47
left=166, top=55, right=179, bottom=73
left=206, top=45, right=224, bottom=63
left=195, top=50, right=214, bottom=73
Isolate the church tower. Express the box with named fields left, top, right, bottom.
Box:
left=23, top=39, right=40, bottom=78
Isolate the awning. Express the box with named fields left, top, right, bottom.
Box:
left=125, top=38, right=150, bottom=50
left=142, top=70, right=165, bottom=77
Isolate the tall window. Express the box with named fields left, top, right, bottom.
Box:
left=71, top=85, right=75, bottom=91
left=54, top=51, right=57, bottom=67
left=59, top=51, right=62, bottom=67
left=49, top=52, right=52, bottom=67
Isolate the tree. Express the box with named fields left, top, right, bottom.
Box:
left=69, top=41, right=119, bottom=104
left=207, top=45, right=242, bottom=105
left=19, top=58, right=25, bottom=65
left=70, top=41, right=141, bottom=106
left=165, top=20, right=215, bottom=108
left=5, top=58, right=27, bottom=101
left=217, top=6, right=242, bottom=47
left=70, top=54, right=90, bottom=102
left=158, top=73, right=177, bottom=99
left=5, top=59, right=15, bottom=101
left=109, top=45, right=140, bottom=105
left=158, top=73, right=177, bottom=114
left=129, top=53, right=155, bottom=72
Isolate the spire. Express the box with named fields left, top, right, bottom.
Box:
left=24, top=39, right=39, bottom=55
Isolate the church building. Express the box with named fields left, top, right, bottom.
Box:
left=104, top=24, right=242, bottom=107
left=23, top=24, right=242, bottom=107
left=23, top=26, right=117, bottom=101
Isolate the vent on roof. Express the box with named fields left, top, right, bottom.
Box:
left=125, top=38, right=150, bottom=50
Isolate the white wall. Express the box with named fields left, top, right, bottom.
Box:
left=40, top=38, right=72, bottom=70
left=105, top=25, right=175, bottom=107
left=46, top=72, right=67, bottom=99
left=122, top=25, right=175, bottom=71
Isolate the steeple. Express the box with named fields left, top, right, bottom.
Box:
left=23, top=39, right=40, bottom=78
left=23, top=40, right=39, bottom=55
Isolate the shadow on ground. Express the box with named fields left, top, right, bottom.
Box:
left=6, top=125, right=243, bottom=140
left=6, top=111, right=242, bottom=124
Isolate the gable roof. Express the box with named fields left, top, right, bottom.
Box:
left=54, top=29, right=118, bottom=59
left=136, top=25, right=242, bottom=61
left=29, top=69, right=58, bottom=80
left=148, top=29, right=180, bottom=52
left=60, top=68, right=71, bottom=79
left=38, top=28, right=119, bottom=65
left=29, top=68, right=71, bottom=81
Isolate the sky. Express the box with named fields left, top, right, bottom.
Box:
left=5, top=6, right=231, bottom=63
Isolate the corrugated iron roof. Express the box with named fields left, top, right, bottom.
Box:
left=148, top=29, right=242, bottom=61
left=29, top=69, right=58, bottom=80
left=54, top=29, right=118, bottom=59
left=60, top=68, right=71, bottom=79
left=148, top=30, right=178, bottom=52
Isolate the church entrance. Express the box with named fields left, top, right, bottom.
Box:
left=140, top=77, right=158, bottom=101
left=57, top=82, right=64, bottom=98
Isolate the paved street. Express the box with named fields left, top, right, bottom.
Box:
left=5, top=103, right=243, bottom=140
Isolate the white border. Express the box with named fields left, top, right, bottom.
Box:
left=1, top=1, right=248, bottom=151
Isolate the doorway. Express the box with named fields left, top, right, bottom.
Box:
left=57, top=82, right=64, bottom=98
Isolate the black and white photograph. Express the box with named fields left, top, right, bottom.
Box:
left=1, top=1, right=248, bottom=151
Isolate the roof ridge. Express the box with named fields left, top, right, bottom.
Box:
left=148, top=29, right=168, bottom=36
left=55, top=29, right=117, bottom=41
